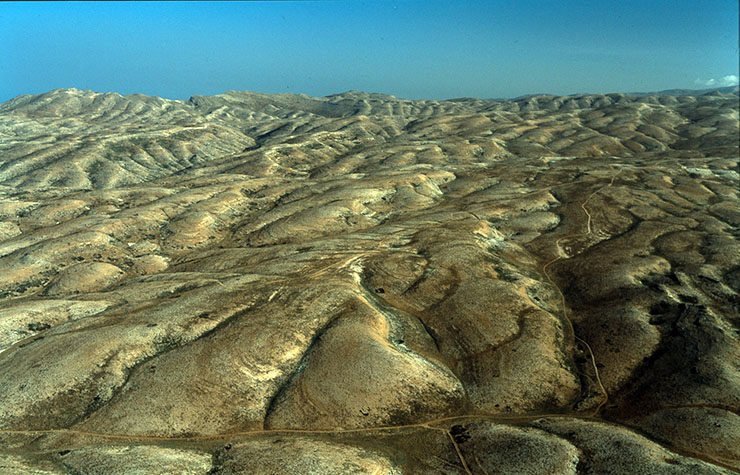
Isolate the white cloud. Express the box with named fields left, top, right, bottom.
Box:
left=695, top=75, right=739, bottom=87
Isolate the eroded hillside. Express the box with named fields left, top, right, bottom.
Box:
left=0, top=87, right=738, bottom=474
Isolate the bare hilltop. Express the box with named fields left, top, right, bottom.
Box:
left=0, top=86, right=738, bottom=473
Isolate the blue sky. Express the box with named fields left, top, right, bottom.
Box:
left=1, top=1, right=738, bottom=101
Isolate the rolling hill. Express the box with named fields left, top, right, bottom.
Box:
left=0, top=87, right=738, bottom=474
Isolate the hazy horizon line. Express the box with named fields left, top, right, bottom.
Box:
left=3, top=84, right=739, bottom=105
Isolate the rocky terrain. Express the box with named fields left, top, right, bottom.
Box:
left=0, top=86, right=738, bottom=474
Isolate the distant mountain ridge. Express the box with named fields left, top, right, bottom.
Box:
left=3, top=84, right=738, bottom=114
left=627, top=85, right=740, bottom=96
left=508, top=85, right=739, bottom=101
left=0, top=86, right=737, bottom=191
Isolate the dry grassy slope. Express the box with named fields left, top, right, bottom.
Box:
left=0, top=88, right=738, bottom=474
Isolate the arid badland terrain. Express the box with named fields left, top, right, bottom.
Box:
left=0, top=86, right=738, bottom=474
